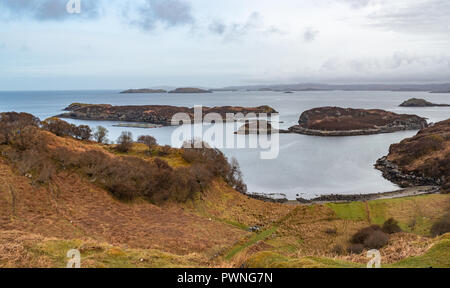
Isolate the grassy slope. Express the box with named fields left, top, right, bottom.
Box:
left=0, top=134, right=449, bottom=268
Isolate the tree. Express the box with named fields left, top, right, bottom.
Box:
left=93, top=126, right=108, bottom=144
left=137, top=135, right=157, bottom=152
left=42, top=117, right=75, bottom=137
left=116, top=131, right=133, bottom=153
left=72, top=125, right=92, bottom=141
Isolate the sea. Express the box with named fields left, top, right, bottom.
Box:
left=1, top=90, right=449, bottom=199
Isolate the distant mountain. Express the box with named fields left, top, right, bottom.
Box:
left=220, top=83, right=450, bottom=93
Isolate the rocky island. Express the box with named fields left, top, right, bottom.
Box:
left=288, top=107, right=428, bottom=136
left=57, top=103, right=277, bottom=126
left=120, top=88, right=167, bottom=94
left=235, top=120, right=288, bottom=134
left=399, top=98, right=450, bottom=107
left=168, top=87, right=212, bottom=93
left=376, top=119, right=449, bottom=192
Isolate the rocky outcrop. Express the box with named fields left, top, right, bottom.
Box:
left=57, top=103, right=277, bottom=126
left=399, top=98, right=450, bottom=107
left=120, top=89, right=167, bottom=94
left=375, top=119, right=449, bottom=192
left=168, top=88, right=212, bottom=93
left=289, top=107, right=428, bottom=136
left=375, top=157, right=442, bottom=188
left=235, top=120, right=289, bottom=135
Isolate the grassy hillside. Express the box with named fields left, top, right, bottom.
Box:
left=0, top=113, right=449, bottom=268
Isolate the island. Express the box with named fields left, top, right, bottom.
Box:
left=399, top=98, right=450, bottom=107
left=57, top=103, right=277, bottom=126
left=168, top=87, right=212, bottom=93
left=288, top=107, right=428, bottom=136
left=235, top=120, right=289, bottom=134
left=376, top=119, right=449, bottom=192
left=120, top=88, right=167, bottom=94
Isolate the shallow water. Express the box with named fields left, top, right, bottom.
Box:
left=1, top=90, right=449, bottom=199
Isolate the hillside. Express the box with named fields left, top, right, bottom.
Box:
left=0, top=113, right=449, bottom=268
left=376, top=119, right=450, bottom=192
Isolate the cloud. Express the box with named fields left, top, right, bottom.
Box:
left=339, top=0, right=373, bottom=9
left=208, top=12, right=284, bottom=39
left=367, top=0, right=450, bottom=34
left=126, top=0, right=194, bottom=31
left=0, top=0, right=101, bottom=21
left=303, top=27, right=319, bottom=42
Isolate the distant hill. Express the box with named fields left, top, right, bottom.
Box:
left=169, top=87, right=212, bottom=93
left=221, top=83, right=450, bottom=93
left=120, top=88, right=167, bottom=94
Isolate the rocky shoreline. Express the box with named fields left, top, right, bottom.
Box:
left=375, top=157, right=443, bottom=188
left=245, top=186, right=440, bottom=204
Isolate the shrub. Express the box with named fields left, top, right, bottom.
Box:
left=93, top=126, right=108, bottom=144
left=116, top=131, right=133, bottom=153
left=137, top=135, right=157, bottom=152
left=347, top=243, right=364, bottom=254
left=430, top=212, right=450, bottom=237
left=350, top=225, right=382, bottom=244
left=324, top=228, right=338, bottom=235
left=382, top=218, right=402, bottom=234
left=72, top=125, right=92, bottom=141
left=331, top=244, right=344, bottom=255
left=42, top=117, right=75, bottom=137
left=363, top=230, right=389, bottom=249
left=0, top=112, right=40, bottom=145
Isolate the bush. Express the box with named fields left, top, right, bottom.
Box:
left=116, top=131, right=133, bottom=153
left=137, top=135, right=157, bottom=152
left=0, top=112, right=40, bottom=145
left=324, top=228, right=338, bottom=235
left=430, top=212, right=450, bottom=237
left=331, top=244, right=344, bottom=255
left=363, top=230, right=389, bottom=249
left=42, top=117, right=75, bottom=137
left=382, top=218, right=402, bottom=234
left=350, top=225, right=382, bottom=244
left=93, top=126, right=108, bottom=144
left=72, top=125, right=92, bottom=141
left=347, top=243, right=364, bottom=254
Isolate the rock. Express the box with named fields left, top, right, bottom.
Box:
left=399, top=98, right=450, bottom=107
left=235, top=120, right=278, bottom=135
left=288, top=107, right=428, bottom=136
left=248, top=226, right=261, bottom=232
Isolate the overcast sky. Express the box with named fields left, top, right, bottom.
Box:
left=0, top=0, right=449, bottom=90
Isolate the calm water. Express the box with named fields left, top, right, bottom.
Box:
left=1, top=90, right=449, bottom=199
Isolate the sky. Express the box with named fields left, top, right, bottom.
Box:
left=0, top=0, right=449, bottom=90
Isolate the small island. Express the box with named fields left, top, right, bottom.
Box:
left=288, top=107, right=428, bottom=136
left=168, top=87, right=212, bottom=93
left=235, top=120, right=288, bottom=134
left=399, top=98, right=450, bottom=107
left=57, top=103, right=277, bottom=126
left=120, top=88, right=167, bottom=94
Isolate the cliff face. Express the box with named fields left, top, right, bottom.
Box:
left=289, top=107, right=428, bottom=136
left=376, top=119, right=450, bottom=192
left=399, top=98, right=450, bottom=107
left=58, top=103, right=277, bottom=126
